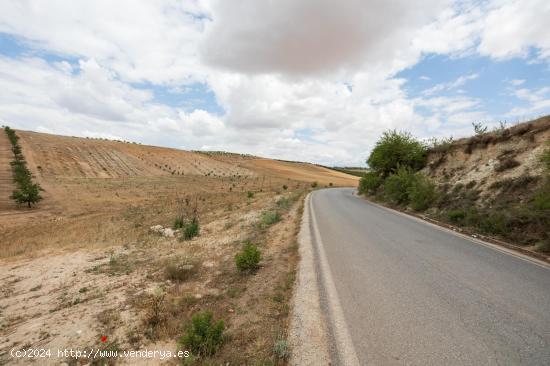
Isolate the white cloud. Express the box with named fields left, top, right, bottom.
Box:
left=202, top=0, right=449, bottom=76
left=0, top=0, right=549, bottom=166
left=478, top=0, right=550, bottom=61
left=422, top=73, right=479, bottom=95
left=510, top=79, right=525, bottom=86
left=0, top=0, right=209, bottom=84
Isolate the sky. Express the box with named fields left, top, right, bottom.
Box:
left=0, top=0, right=549, bottom=166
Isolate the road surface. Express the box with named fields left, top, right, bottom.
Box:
left=310, top=188, right=550, bottom=365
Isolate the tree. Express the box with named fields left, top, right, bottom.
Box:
left=367, top=130, right=427, bottom=177
left=11, top=181, right=43, bottom=208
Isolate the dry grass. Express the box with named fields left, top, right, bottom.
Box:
left=0, top=130, right=350, bottom=364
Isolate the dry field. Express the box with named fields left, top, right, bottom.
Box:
left=0, top=130, right=357, bottom=365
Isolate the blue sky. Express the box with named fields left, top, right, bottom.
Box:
left=0, top=1, right=549, bottom=166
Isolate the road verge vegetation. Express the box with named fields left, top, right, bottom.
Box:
left=358, top=127, right=550, bottom=254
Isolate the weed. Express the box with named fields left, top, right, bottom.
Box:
left=273, top=339, right=290, bottom=360
left=165, top=261, right=197, bottom=282
left=276, top=197, right=290, bottom=209
left=182, top=217, right=200, bottom=240
left=260, top=210, right=281, bottom=228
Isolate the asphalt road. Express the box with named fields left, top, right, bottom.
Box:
left=310, top=188, right=550, bottom=365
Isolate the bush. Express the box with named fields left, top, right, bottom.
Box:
left=247, top=191, right=254, bottom=199
left=541, top=143, right=550, bottom=174
left=383, top=167, right=416, bottom=205
left=182, top=217, right=199, bottom=240
left=367, top=130, right=427, bottom=177
left=494, top=158, right=521, bottom=172
left=532, top=183, right=550, bottom=211
left=260, top=210, right=281, bottom=228
left=408, top=174, right=437, bottom=211
left=273, top=340, right=290, bottom=360
left=358, top=172, right=382, bottom=195
left=311, top=181, right=318, bottom=188
left=235, top=242, right=261, bottom=272
left=478, top=212, right=509, bottom=235
left=447, top=209, right=466, bottom=224
left=282, top=184, right=288, bottom=190
left=180, top=311, right=224, bottom=356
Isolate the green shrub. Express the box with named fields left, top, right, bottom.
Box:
left=367, top=130, right=427, bottom=177
left=273, top=339, right=290, bottom=360
left=282, top=184, right=288, bottom=190
left=407, top=174, right=437, bottom=211
left=478, top=212, right=509, bottom=235
left=180, top=311, right=224, bottom=356
left=532, top=183, right=550, bottom=211
left=182, top=217, right=199, bottom=240
left=247, top=191, right=254, bottom=199
left=540, top=143, right=550, bottom=174
left=383, top=167, right=416, bottom=205
left=447, top=209, right=466, bottom=224
left=358, top=171, right=382, bottom=195
left=173, top=216, right=184, bottom=229
left=260, top=210, right=281, bottom=228
left=235, top=242, right=261, bottom=272
left=311, top=181, right=318, bottom=188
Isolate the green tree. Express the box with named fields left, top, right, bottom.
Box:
left=11, top=181, right=43, bottom=208
left=367, top=130, right=426, bottom=177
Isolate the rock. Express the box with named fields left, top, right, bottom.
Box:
left=180, top=264, right=194, bottom=271
left=150, top=225, right=164, bottom=233
left=162, top=228, right=175, bottom=237
left=194, top=293, right=202, bottom=299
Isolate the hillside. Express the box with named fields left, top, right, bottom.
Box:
left=0, top=128, right=357, bottom=365
left=0, top=130, right=356, bottom=220
left=422, top=116, right=550, bottom=250
left=423, top=116, right=550, bottom=196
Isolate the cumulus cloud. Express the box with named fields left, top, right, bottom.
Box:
left=478, top=0, right=550, bottom=61
left=0, top=0, right=209, bottom=84
left=202, top=0, right=449, bottom=76
left=0, top=0, right=549, bottom=166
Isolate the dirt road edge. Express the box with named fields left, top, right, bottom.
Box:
left=288, top=193, right=331, bottom=365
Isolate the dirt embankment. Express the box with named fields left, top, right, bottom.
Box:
left=423, top=116, right=550, bottom=195
left=421, top=116, right=550, bottom=250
